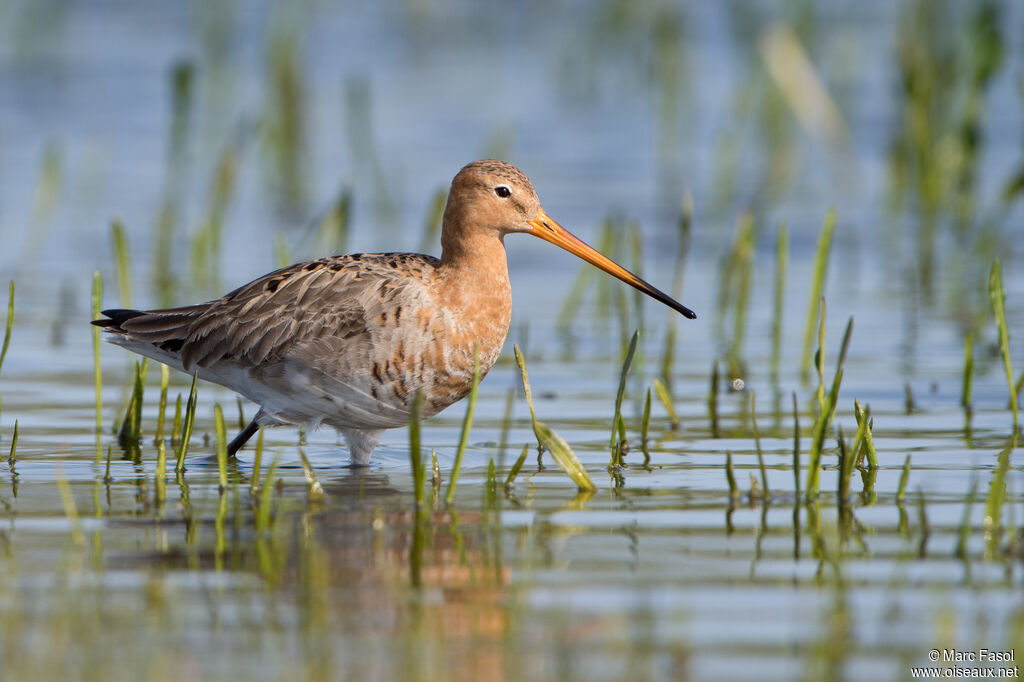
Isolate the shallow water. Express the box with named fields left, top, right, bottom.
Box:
left=2, top=2, right=1024, bottom=681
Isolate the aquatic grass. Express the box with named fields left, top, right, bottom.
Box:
left=988, top=260, right=1018, bottom=432
left=431, top=451, right=441, bottom=496
left=640, top=387, right=652, bottom=459
left=514, top=345, right=596, bottom=492
left=983, top=437, right=1015, bottom=557
left=835, top=428, right=850, bottom=506
left=804, top=372, right=842, bottom=498
left=153, top=61, right=193, bottom=304
left=0, top=280, right=13, bottom=376
left=609, top=329, right=639, bottom=467
left=297, top=449, right=326, bottom=503
left=659, top=192, right=693, bottom=389
left=497, top=387, right=514, bottom=466
left=792, top=392, right=801, bottom=500
left=190, top=140, right=241, bottom=296
left=805, top=317, right=852, bottom=499
left=265, top=17, right=307, bottom=208
left=408, top=390, right=426, bottom=506
left=214, top=404, right=229, bottom=490
left=151, top=366, right=170, bottom=447
left=771, top=224, right=788, bottom=384
left=961, top=332, right=974, bottom=409
left=255, top=451, right=281, bottom=535
left=725, top=451, right=739, bottom=500
left=91, top=272, right=103, bottom=456
left=853, top=399, right=877, bottom=469
left=750, top=392, right=769, bottom=501
left=897, top=455, right=912, bottom=502
left=175, top=373, right=199, bottom=472
left=274, top=233, right=292, bottom=269
left=851, top=400, right=870, bottom=468
left=171, top=394, right=182, bottom=448
left=155, top=439, right=167, bottom=507
left=111, top=219, right=133, bottom=307
left=726, top=213, right=755, bottom=380
left=956, top=477, right=979, bottom=560
left=446, top=348, right=481, bottom=505
left=250, top=427, right=265, bottom=497
left=904, top=381, right=916, bottom=414
left=814, top=298, right=827, bottom=414
left=707, top=360, right=720, bottom=438
left=800, top=210, right=836, bottom=383
left=651, top=378, right=679, bottom=430
left=6, top=420, right=17, bottom=465
left=117, top=359, right=148, bottom=456
left=26, top=142, right=62, bottom=247
left=503, top=444, right=529, bottom=491
left=54, top=465, right=86, bottom=557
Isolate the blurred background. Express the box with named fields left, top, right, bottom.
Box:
left=1, top=2, right=1024, bottom=680
left=1, top=0, right=1020, bottom=342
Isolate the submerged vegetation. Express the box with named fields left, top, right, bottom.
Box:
left=0, top=1, right=1022, bottom=680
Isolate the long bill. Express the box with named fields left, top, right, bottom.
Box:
left=527, top=208, right=697, bottom=320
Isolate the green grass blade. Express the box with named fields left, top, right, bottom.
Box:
left=111, top=219, right=133, bottom=307
left=298, top=448, right=326, bottom=503
left=651, top=378, right=679, bottom=431
left=171, top=394, right=182, bottom=448
left=533, top=421, right=596, bottom=493
left=815, top=297, right=827, bottom=414
left=447, top=348, right=481, bottom=505
left=504, top=444, right=530, bottom=490
left=961, top=332, right=974, bottom=409
left=640, top=387, right=652, bottom=456
left=751, top=392, right=769, bottom=501
left=854, top=399, right=878, bottom=469
left=214, top=404, right=228, bottom=491
left=708, top=360, right=720, bottom=438
left=409, top=390, right=425, bottom=505
left=771, top=223, right=788, bottom=385
left=725, top=451, right=739, bottom=500
left=91, top=272, right=102, bottom=459
left=610, top=329, right=639, bottom=461
left=0, top=280, right=13, bottom=376
left=955, top=477, right=978, bottom=560
left=155, top=439, right=167, bottom=507
left=896, top=455, right=912, bottom=502
left=792, top=392, right=801, bottom=500
left=800, top=209, right=836, bottom=383
left=250, top=427, right=265, bottom=497
left=988, top=260, right=1018, bottom=432
left=175, top=373, right=198, bottom=473
left=6, top=420, right=17, bottom=465
left=256, top=451, right=281, bottom=535
left=806, top=368, right=843, bottom=498
left=155, top=363, right=169, bottom=444
left=514, top=344, right=595, bottom=492
left=983, top=438, right=1015, bottom=558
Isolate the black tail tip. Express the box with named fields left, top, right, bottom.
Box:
left=92, top=308, right=145, bottom=329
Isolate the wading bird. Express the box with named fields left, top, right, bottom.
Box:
left=94, top=160, right=695, bottom=464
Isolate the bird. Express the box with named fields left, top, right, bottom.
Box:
left=93, top=160, right=696, bottom=465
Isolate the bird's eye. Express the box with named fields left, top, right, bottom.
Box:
left=494, top=185, right=511, bottom=198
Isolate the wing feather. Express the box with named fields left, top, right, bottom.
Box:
left=113, top=254, right=437, bottom=372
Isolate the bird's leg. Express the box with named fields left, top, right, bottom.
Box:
left=227, top=419, right=260, bottom=457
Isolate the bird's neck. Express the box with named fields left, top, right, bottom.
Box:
left=436, top=228, right=512, bottom=358
left=438, top=229, right=511, bottom=308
